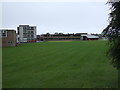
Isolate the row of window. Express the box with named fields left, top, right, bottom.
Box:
left=18, top=30, right=34, bottom=35
left=23, top=34, right=34, bottom=38
left=23, top=27, right=34, bottom=30
left=23, top=31, right=34, bottom=34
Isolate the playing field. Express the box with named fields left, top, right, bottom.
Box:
left=2, top=40, right=118, bottom=88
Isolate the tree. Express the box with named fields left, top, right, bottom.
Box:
left=55, top=32, right=59, bottom=35
left=46, top=33, right=50, bottom=36
left=103, top=1, right=120, bottom=69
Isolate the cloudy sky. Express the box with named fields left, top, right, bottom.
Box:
left=1, top=1, right=110, bottom=34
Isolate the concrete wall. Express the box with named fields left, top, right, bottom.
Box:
left=2, top=30, right=16, bottom=47
left=34, top=26, right=37, bottom=38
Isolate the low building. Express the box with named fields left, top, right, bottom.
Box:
left=37, top=35, right=44, bottom=42
left=17, top=25, right=37, bottom=43
left=0, top=29, right=16, bottom=47
left=41, top=33, right=88, bottom=41
left=81, top=34, right=99, bottom=40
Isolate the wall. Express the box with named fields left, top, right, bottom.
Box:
left=2, top=31, right=16, bottom=47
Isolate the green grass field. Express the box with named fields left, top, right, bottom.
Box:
left=2, top=40, right=118, bottom=88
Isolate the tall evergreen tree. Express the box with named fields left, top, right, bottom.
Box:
left=103, top=1, right=120, bottom=69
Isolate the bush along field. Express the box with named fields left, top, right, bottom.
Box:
left=2, top=40, right=118, bottom=88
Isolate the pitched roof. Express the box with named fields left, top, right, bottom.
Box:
left=87, top=35, right=99, bottom=38
left=81, top=34, right=99, bottom=38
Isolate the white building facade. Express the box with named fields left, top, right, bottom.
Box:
left=17, top=25, right=37, bottom=42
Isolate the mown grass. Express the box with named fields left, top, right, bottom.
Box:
left=2, top=40, right=118, bottom=88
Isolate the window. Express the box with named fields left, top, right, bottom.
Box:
left=30, top=27, right=34, bottom=30
left=8, top=41, right=12, bottom=44
left=23, top=27, right=27, bottom=30
left=23, top=34, right=26, bottom=38
left=23, top=30, right=27, bottom=33
left=2, top=30, right=7, bottom=37
left=31, top=35, right=34, bottom=37
left=31, top=31, right=33, bottom=33
left=28, top=31, right=30, bottom=34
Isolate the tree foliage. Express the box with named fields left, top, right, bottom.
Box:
left=103, top=1, right=120, bottom=69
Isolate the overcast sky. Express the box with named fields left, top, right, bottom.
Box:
left=1, top=2, right=110, bottom=34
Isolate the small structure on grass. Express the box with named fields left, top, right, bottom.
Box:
left=81, top=34, right=99, bottom=40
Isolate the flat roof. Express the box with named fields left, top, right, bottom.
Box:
left=0, top=29, right=16, bottom=31
left=18, top=25, right=36, bottom=27
left=19, top=25, right=29, bottom=27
